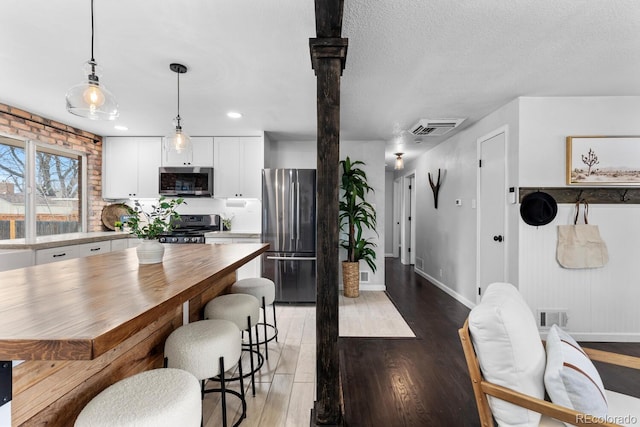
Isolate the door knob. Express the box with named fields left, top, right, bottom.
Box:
left=493, top=235, right=503, bottom=242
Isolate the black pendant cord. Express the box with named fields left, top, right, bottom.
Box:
left=90, top=0, right=95, bottom=63
left=176, top=71, right=181, bottom=127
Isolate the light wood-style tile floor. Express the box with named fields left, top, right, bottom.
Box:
left=202, top=291, right=414, bottom=426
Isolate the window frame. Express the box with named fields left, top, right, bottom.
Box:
left=0, top=132, right=87, bottom=242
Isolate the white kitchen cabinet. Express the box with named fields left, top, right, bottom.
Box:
left=0, top=250, right=34, bottom=272
left=35, top=245, right=79, bottom=265
left=103, top=137, right=162, bottom=199
left=162, top=137, right=214, bottom=167
left=110, top=238, right=129, bottom=251
left=214, top=137, right=263, bottom=198
left=77, top=241, right=111, bottom=257
left=205, top=236, right=261, bottom=279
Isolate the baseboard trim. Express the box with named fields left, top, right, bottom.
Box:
left=339, top=283, right=386, bottom=292
left=540, top=331, right=640, bottom=343
left=384, top=253, right=394, bottom=258
left=414, top=268, right=476, bottom=309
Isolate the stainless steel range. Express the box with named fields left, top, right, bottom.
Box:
left=158, top=214, right=221, bottom=244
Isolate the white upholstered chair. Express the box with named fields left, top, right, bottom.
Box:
left=459, top=282, right=640, bottom=427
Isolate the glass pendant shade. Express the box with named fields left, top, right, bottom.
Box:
left=66, top=61, right=118, bottom=120
left=164, top=124, right=192, bottom=154
left=394, top=153, right=404, bottom=170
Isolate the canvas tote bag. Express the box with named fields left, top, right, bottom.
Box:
left=557, top=200, right=609, bottom=269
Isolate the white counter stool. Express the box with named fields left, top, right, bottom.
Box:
left=204, top=293, right=263, bottom=397
left=74, top=368, right=201, bottom=427
left=230, top=278, right=278, bottom=360
left=164, top=319, right=246, bottom=427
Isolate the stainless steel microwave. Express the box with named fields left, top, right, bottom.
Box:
left=159, top=167, right=214, bottom=197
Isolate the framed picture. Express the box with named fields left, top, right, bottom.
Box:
left=566, top=136, right=640, bottom=186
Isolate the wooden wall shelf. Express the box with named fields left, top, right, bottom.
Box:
left=519, top=187, right=640, bottom=204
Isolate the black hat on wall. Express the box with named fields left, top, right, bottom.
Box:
left=520, top=191, right=558, bottom=226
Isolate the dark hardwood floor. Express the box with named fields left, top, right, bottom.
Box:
left=339, top=257, right=640, bottom=427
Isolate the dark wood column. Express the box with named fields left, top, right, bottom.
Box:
left=310, top=1, right=347, bottom=425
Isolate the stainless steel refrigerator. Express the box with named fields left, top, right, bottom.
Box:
left=261, top=169, right=316, bottom=303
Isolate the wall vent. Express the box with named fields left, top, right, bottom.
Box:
left=360, top=271, right=369, bottom=283
left=537, top=310, right=569, bottom=328
left=409, top=118, right=465, bottom=137
left=415, top=257, right=424, bottom=270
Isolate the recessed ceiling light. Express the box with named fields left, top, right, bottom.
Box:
left=227, top=111, right=242, bottom=119
left=114, top=125, right=128, bottom=131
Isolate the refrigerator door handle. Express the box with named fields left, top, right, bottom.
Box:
left=289, top=180, right=295, bottom=240
left=266, top=256, right=317, bottom=261
left=296, top=178, right=301, bottom=244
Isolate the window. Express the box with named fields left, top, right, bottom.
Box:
left=0, top=135, right=85, bottom=241
left=0, top=137, right=26, bottom=239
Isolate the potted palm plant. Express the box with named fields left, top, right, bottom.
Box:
left=339, top=157, right=377, bottom=297
left=126, top=197, right=185, bottom=264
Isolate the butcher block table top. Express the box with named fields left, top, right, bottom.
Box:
left=0, top=243, right=268, bottom=361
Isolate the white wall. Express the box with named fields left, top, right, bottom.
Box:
left=518, top=96, right=640, bottom=340
left=407, top=99, right=520, bottom=306
left=340, top=140, right=386, bottom=291
left=268, top=140, right=317, bottom=168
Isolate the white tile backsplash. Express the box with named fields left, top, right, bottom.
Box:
left=127, top=197, right=262, bottom=233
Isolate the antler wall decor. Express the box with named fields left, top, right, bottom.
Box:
left=428, top=168, right=441, bottom=209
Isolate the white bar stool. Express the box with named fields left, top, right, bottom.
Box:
left=230, top=278, right=278, bottom=360
left=74, top=368, right=201, bottom=427
left=164, top=319, right=246, bottom=427
left=204, top=293, right=263, bottom=396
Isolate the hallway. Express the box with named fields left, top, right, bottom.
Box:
left=340, top=257, right=640, bottom=426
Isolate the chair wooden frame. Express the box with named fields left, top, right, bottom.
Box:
left=459, top=319, right=640, bottom=427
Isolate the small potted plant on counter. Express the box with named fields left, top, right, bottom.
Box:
left=221, top=213, right=234, bottom=231
left=125, top=197, right=185, bottom=264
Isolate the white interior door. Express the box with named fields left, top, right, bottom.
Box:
left=478, top=130, right=507, bottom=301
left=401, top=174, right=415, bottom=265
left=409, top=175, right=416, bottom=265
left=393, top=178, right=401, bottom=258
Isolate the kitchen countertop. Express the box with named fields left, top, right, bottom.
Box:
left=0, top=243, right=269, bottom=360
left=204, top=231, right=261, bottom=239
left=0, top=231, right=131, bottom=250
left=0, top=231, right=262, bottom=250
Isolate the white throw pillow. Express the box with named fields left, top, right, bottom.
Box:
left=469, top=282, right=546, bottom=427
left=544, top=324, right=608, bottom=424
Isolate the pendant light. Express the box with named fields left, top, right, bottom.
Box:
left=164, top=63, right=192, bottom=154
left=394, top=152, right=404, bottom=170
left=65, top=0, right=118, bottom=120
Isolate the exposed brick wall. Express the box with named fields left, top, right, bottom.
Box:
left=0, top=102, right=106, bottom=232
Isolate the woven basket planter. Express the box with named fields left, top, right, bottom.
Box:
left=342, top=261, right=360, bottom=298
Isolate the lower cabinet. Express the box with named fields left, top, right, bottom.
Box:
left=0, top=250, right=34, bottom=272
left=77, top=241, right=111, bottom=257
left=111, top=238, right=140, bottom=251
left=205, top=237, right=261, bottom=280
left=110, top=239, right=129, bottom=251
left=36, top=245, right=79, bottom=265
left=4, top=237, right=141, bottom=270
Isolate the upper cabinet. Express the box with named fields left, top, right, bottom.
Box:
left=214, top=136, right=263, bottom=198
left=162, top=137, right=214, bottom=167
left=103, top=137, right=162, bottom=199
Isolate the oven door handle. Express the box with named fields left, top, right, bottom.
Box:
left=266, top=256, right=316, bottom=261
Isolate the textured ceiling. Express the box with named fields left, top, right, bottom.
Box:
left=1, top=0, right=639, bottom=168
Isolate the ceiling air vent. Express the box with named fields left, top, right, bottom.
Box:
left=409, top=118, right=465, bottom=137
